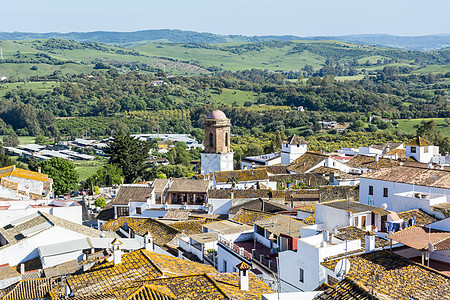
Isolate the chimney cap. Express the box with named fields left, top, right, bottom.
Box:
left=111, top=238, right=123, bottom=246
left=236, top=262, right=251, bottom=271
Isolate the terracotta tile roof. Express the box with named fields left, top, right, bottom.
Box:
left=227, top=198, right=289, bottom=214
left=208, top=189, right=232, bottom=199
left=209, top=272, right=274, bottom=300
left=313, top=277, right=376, bottom=299
left=320, top=200, right=390, bottom=215
left=297, top=204, right=316, bottom=213
left=361, top=166, right=450, bottom=188
left=230, top=209, right=275, bottom=225
left=287, top=152, right=328, bottom=173
left=310, top=166, right=342, bottom=175
left=233, top=189, right=271, bottom=199
left=167, top=179, right=210, bottom=193
left=334, top=226, right=390, bottom=249
left=96, top=202, right=115, bottom=221
left=269, top=173, right=328, bottom=186
left=202, top=220, right=252, bottom=235
left=303, top=212, right=316, bottom=225
left=410, top=282, right=450, bottom=300
left=151, top=178, right=169, bottom=194
left=346, top=154, right=401, bottom=170
left=102, top=217, right=180, bottom=247
left=1, top=278, right=57, bottom=300
left=214, top=168, right=269, bottom=183
left=407, top=137, right=433, bottom=147
left=397, top=209, right=436, bottom=227
left=159, top=219, right=206, bottom=235
left=111, top=185, right=153, bottom=205
left=254, top=215, right=307, bottom=238
left=387, top=226, right=450, bottom=251
left=386, top=148, right=407, bottom=158
left=0, top=264, right=20, bottom=281
left=64, top=249, right=218, bottom=298
left=282, top=134, right=307, bottom=145
left=257, top=165, right=290, bottom=175
left=0, top=165, right=49, bottom=182
left=321, top=250, right=450, bottom=300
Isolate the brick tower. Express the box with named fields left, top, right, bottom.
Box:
left=200, top=110, right=234, bottom=174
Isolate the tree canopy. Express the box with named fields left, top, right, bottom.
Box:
left=35, top=157, right=79, bottom=195
left=105, top=131, right=150, bottom=183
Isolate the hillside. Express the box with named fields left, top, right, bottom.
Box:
left=0, top=38, right=449, bottom=79
left=0, top=30, right=449, bottom=50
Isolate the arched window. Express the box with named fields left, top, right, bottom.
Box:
left=209, top=132, right=214, bottom=148
left=225, top=132, right=229, bottom=147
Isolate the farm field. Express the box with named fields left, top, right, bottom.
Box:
left=396, top=118, right=450, bottom=136
left=74, top=159, right=106, bottom=182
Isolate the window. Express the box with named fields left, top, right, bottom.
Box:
left=383, top=187, right=388, bottom=198
left=297, top=144, right=299, bottom=147
left=117, top=206, right=129, bottom=217
left=136, top=207, right=141, bottom=215
left=299, top=268, right=304, bottom=282
left=209, top=133, right=214, bottom=148
left=424, top=146, right=428, bottom=153
left=369, top=186, right=373, bottom=195
left=411, top=147, right=416, bottom=153
left=255, top=225, right=265, bottom=236
left=223, top=260, right=227, bottom=272
left=225, top=132, right=229, bottom=147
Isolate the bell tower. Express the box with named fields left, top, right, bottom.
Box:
left=201, top=110, right=234, bottom=174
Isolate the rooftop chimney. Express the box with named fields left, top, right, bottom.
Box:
left=111, top=238, right=123, bottom=265
left=38, top=167, right=41, bottom=173
left=145, top=234, right=154, bottom=252
left=375, top=155, right=379, bottom=162
left=236, top=262, right=251, bottom=291
left=365, top=231, right=376, bottom=253
left=428, top=162, right=433, bottom=169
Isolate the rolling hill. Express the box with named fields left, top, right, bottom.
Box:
left=0, top=30, right=449, bottom=50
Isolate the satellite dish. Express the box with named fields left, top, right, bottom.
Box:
left=381, top=203, right=388, bottom=210
left=334, top=258, right=351, bottom=280
left=99, top=231, right=106, bottom=238
left=428, top=242, right=435, bottom=252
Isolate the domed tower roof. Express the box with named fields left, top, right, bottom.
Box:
left=208, top=110, right=227, bottom=120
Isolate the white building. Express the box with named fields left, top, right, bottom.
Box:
left=279, top=232, right=361, bottom=292
left=201, top=110, right=234, bottom=175
left=241, top=152, right=281, bottom=170
left=0, top=199, right=82, bottom=227
left=359, top=165, right=449, bottom=217
left=281, top=135, right=308, bottom=165
left=0, top=165, right=53, bottom=200
left=213, top=168, right=275, bottom=190
left=0, top=212, right=113, bottom=266
left=405, top=137, right=440, bottom=163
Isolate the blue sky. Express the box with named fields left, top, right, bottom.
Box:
left=2, top=0, right=449, bottom=36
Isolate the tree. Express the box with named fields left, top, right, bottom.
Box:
left=94, top=197, right=106, bottom=208
left=3, top=131, right=19, bottom=147
left=36, top=157, right=79, bottom=194
left=35, top=135, right=47, bottom=145
left=0, top=146, right=14, bottom=167
left=87, top=163, right=123, bottom=187
left=105, top=131, right=150, bottom=183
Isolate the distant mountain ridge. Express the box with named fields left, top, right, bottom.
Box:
left=0, top=29, right=449, bottom=50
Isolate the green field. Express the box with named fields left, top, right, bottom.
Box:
left=209, top=88, right=258, bottom=105
left=74, top=159, right=106, bottom=182
left=0, top=81, right=60, bottom=97
left=396, top=118, right=450, bottom=136
left=1, top=39, right=449, bottom=78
